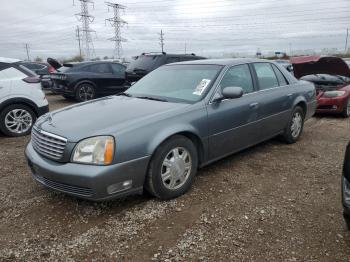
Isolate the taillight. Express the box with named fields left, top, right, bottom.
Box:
left=48, top=66, right=55, bottom=73
left=23, top=76, right=41, bottom=83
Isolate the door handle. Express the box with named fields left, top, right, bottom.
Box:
left=287, top=93, right=293, bottom=98
left=249, top=102, right=259, bottom=109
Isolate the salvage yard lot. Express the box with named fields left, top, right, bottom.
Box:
left=0, top=93, right=350, bottom=261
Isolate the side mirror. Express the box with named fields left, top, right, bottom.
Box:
left=222, top=86, right=243, bottom=99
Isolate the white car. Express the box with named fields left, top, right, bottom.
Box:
left=0, top=57, right=49, bottom=137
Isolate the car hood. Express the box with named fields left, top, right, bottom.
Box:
left=35, top=96, right=189, bottom=142
left=291, top=56, right=350, bottom=79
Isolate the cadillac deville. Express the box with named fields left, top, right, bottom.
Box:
left=25, top=59, right=317, bottom=201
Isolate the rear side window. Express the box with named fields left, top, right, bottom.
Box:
left=272, top=64, right=288, bottom=86
left=253, top=63, right=279, bottom=90
left=111, top=63, right=126, bottom=77
left=219, top=64, right=254, bottom=94
left=86, top=63, right=111, bottom=74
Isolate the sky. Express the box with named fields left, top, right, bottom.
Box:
left=0, top=0, right=349, bottom=61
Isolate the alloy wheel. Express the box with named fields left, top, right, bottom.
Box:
left=5, top=109, right=33, bottom=134
left=161, top=147, right=192, bottom=190
left=291, top=112, right=302, bottom=138
left=78, top=85, right=94, bottom=101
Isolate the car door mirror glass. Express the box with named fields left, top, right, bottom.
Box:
left=222, top=86, right=243, bottom=99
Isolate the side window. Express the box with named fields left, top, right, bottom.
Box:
left=253, top=63, right=279, bottom=90
left=87, top=63, right=111, bottom=74
left=165, top=57, right=180, bottom=64
left=272, top=64, right=288, bottom=86
left=111, top=63, right=126, bottom=77
left=219, top=64, right=254, bottom=94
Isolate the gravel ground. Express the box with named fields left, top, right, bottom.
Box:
left=0, top=93, right=350, bottom=261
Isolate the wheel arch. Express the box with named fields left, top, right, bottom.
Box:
left=147, top=128, right=206, bottom=167
left=73, top=79, right=97, bottom=92
left=293, top=96, right=307, bottom=116
left=0, top=98, right=39, bottom=116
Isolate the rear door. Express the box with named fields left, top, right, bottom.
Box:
left=207, top=64, right=262, bottom=159
left=0, top=63, right=12, bottom=103
left=251, top=62, right=292, bottom=139
left=110, top=63, right=127, bottom=92
left=85, top=63, right=116, bottom=95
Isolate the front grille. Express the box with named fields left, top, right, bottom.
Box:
left=31, top=127, right=67, bottom=160
left=33, top=173, right=93, bottom=197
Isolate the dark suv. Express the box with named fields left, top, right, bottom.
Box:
left=50, top=61, right=126, bottom=102
left=125, top=52, right=206, bottom=84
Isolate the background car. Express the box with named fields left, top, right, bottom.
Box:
left=16, top=61, right=56, bottom=89
left=25, top=58, right=316, bottom=201
left=342, top=142, right=350, bottom=229
left=0, top=57, right=49, bottom=137
left=49, top=61, right=127, bottom=102
left=291, top=56, right=350, bottom=117
left=125, top=52, right=206, bottom=84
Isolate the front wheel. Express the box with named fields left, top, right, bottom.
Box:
left=75, top=83, right=95, bottom=102
left=342, top=98, right=350, bottom=118
left=145, top=135, right=198, bottom=199
left=0, top=104, right=36, bottom=137
left=282, top=106, right=305, bottom=144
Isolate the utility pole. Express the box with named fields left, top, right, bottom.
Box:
left=105, top=2, right=127, bottom=60
left=159, top=29, right=165, bottom=53
left=25, top=43, right=30, bottom=61
left=345, top=28, right=349, bottom=53
left=184, top=42, right=187, bottom=54
left=76, top=26, right=82, bottom=58
left=75, top=0, right=95, bottom=60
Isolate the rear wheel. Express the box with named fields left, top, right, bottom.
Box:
left=282, top=106, right=304, bottom=144
left=145, top=135, right=198, bottom=199
left=342, top=98, right=350, bottom=118
left=75, top=83, right=95, bottom=102
left=0, top=104, right=36, bottom=137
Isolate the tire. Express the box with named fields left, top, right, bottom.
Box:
left=145, top=135, right=198, bottom=199
left=282, top=106, right=305, bottom=144
left=0, top=104, right=36, bottom=137
left=344, top=212, right=350, bottom=230
left=342, top=98, right=350, bottom=118
left=75, top=83, right=95, bottom=102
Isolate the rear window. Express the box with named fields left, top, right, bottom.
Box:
left=127, top=55, right=162, bottom=72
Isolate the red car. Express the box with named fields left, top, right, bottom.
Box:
left=291, top=56, right=350, bottom=117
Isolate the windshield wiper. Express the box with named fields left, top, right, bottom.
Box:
left=117, top=92, right=132, bottom=97
left=136, top=96, right=168, bottom=102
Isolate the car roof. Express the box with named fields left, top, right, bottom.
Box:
left=0, top=57, right=21, bottom=63
left=139, top=53, right=205, bottom=58
left=63, top=61, right=122, bottom=67
left=169, top=58, right=273, bottom=66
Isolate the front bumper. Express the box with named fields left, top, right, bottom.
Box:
left=316, top=96, right=348, bottom=113
left=25, top=141, right=150, bottom=201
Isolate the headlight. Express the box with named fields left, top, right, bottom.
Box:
left=323, top=90, right=346, bottom=97
left=72, top=136, right=114, bottom=165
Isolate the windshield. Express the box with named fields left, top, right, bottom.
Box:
left=126, top=64, right=223, bottom=103
left=127, top=55, right=162, bottom=72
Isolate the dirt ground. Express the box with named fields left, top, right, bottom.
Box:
left=0, top=93, right=350, bottom=261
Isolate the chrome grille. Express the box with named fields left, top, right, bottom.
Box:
left=31, top=127, right=67, bottom=160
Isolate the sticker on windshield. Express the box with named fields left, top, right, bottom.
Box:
left=193, top=79, right=211, bottom=96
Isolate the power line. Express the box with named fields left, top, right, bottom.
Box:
left=75, top=0, right=96, bottom=60
left=105, top=2, right=127, bottom=59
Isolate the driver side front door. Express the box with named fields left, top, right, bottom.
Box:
left=207, top=64, right=262, bottom=160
